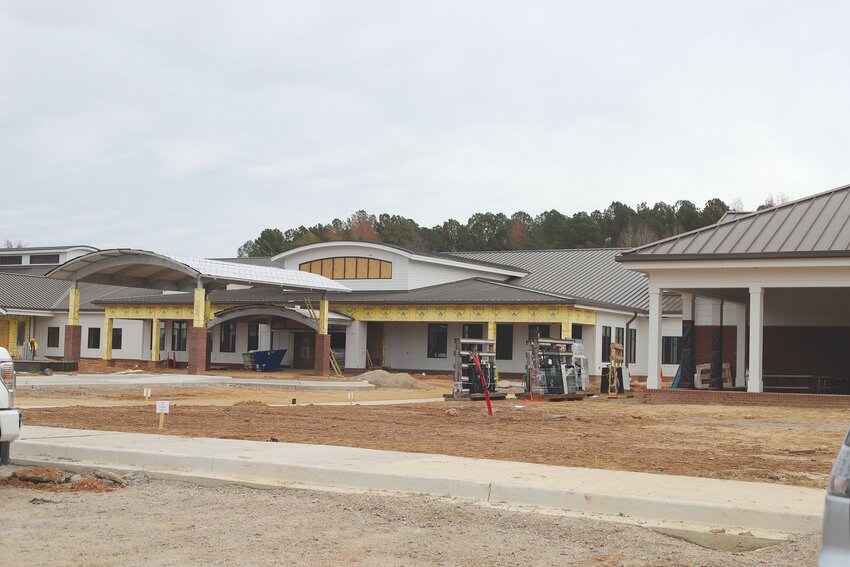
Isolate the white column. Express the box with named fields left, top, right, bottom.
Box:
left=748, top=288, right=764, bottom=393
left=344, top=321, right=367, bottom=370
left=736, top=302, right=746, bottom=387
left=681, top=292, right=693, bottom=321
left=647, top=289, right=663, bottom=389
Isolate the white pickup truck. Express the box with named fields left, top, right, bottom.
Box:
left=0, top=346, right=21, bottom=464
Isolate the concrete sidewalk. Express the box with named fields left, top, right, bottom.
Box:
left=16, top=374, right=374, bottom=391
left=12, top=426, right=824, bottom=536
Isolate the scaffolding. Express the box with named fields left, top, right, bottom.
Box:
left=524, top=338, right=586, bottom=396
left=450, top=338, right=498, bottom=398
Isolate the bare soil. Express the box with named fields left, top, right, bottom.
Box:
left=0, top=466, right=819, bottom=566
left=23, top=398, right=849, bottom=488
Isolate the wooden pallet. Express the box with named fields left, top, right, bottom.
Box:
left=515, top=392, right=588, bottom=402
left=444, top=392, right=508, bottom=401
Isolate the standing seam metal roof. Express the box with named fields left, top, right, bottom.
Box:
left=618, top=183, right=850, bottom=260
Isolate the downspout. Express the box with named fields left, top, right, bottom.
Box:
left=624, top=313, right=638, bottom=368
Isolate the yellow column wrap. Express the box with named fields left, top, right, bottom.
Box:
left=561, top=318, right=573, bottom=340
left=318, top=298, right=329, bottom=335
left=193, top=288, right=206, bottom=328
left=68, top=288, right=80, bottom=326
left=487, top=321, right=496, bottom=341
left=151, top=318, right=160, bottom=362
left=103, top=315, right=113, bottom=361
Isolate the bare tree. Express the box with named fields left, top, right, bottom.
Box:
left=728, top=197, right=745, bottom=212
left=617, top=222, right=658, bottom=247
left=3, top=239, right=27, bottom=248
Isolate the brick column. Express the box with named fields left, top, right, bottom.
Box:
left=314, top=334, right=330, bottom=377
left=64, top=325, right=81, bottom=363
left=187, top=327, right=209, bottom=375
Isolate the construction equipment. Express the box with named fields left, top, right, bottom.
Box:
left=606, top=342, right=624, bottom=398
left=447, top=338, right=503, bottom=400
left=522, top=338, right=586, bottom=399
left=303, top=299, right=343, bottom=377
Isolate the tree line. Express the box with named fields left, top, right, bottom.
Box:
left=237, top=198, right=734, bottom=257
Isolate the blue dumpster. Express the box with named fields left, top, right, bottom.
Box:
left=250, top=349, right=287, bottom=371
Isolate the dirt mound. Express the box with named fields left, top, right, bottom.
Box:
left=232, top=400, right=268, bottom=407
left=1, top=467, right=121, bottom=493
left=357, top=370, right=432, bottom=390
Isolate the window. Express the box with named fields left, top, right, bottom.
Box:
left=426, top=324, right=447, bottom=358
left=159, top=321, right=166, bottom=351
left=528, top=324, right=550, bottom=340
left=47, top=327, right=60, bottom=348
left=601, top=326, right=612, bottom=362
left=627, top=328, right=636, bottom=364
left=615, top=327, right=624, bottom=346
left=496, top=324, right=513, bottom=360
left=247, top=321, right=260, bottom=352
left=172, top=321, right=188, bottom=351
left=87, top=328, right=101, bottom=349
left=219, top=322, right=236, bottom=353
left=29, top=254, right=60, bottom=264
left=571, top=324, right=582, bottom=340
left=16, top=321, right=26, bottom=345
left=112, top=328, right=122, bottom=350
left=462, top=324, right=483, bottom=339
left=662, top=336, right=681, bottom=365
left=299, top=257, right=392, bottom=280
left=0, top=255, right=22, bottom=265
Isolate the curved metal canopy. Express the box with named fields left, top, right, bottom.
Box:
left=207, top=304, right=351, bottom=330
left=46, top=249, right=350, bottom=293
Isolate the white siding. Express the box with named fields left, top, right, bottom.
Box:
left=275, top=244, right=411, bottom=290
left=405, top=259, right=512, bottom=290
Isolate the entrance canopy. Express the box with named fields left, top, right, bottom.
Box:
left=208, top=304, right=352, bottom=331
left=47, top=249, right=350, bottom=293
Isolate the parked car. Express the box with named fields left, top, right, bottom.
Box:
left=819, top=427, right=850, bottom=565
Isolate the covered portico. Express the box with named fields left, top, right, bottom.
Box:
left=620, top=185, right=850, bottom=394
left=47, top=249, right=348, bottom=375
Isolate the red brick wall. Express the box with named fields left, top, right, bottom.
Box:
left=694, top=325, right=738, bottom=379
left=644, top=388, right=850, bottom=408
left=79, top=358, right=159, bottom=373
left=187, top=327, right=209, bottom=375
left=314, top=334, right=330, bottom=376
left=63, top=325, right=81, bottom=362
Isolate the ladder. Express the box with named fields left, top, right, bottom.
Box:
left=304, top=299, right=343, bottom=377
left=608, top=342, right=624, bottom=398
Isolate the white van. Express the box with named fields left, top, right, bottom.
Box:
left=0, top=347, right=21, bottom=464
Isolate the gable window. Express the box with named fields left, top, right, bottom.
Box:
left=571, top=324, right=582, bottom=340
left=627, top=328, right=636, bottom=364
left=496, top=324, right=513, bottom=360
left=112, top=328, right=122, bottom=350
left=172, top=321, right=188, bottom=352
left=30, top=254, right=60, bottom=264
left=0, top=255, right=22, bottom=265
left=427, top=324, right=447, bottom=358
left=159, top=321, right=166, bottom=351
left=87, top=328, right=101, bottom=349
left=47, top=327, right=60, bottom=348
left=247, top=321, right=260, bottom=352
left=662, top=336, right=682, bottom=365
left=601, top=326, right=612, bottom=362
left=299, top=257, right=392, bottom=280
left=528, top=324, right=550, bottom=340
left=16, top=321, right=26, bottom=345
left=219, top=322, right=236, bottom=353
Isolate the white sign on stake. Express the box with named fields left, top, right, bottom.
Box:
left=156, top=400, right=170, bottom=414
left=144, top=388, right=151, bottom=398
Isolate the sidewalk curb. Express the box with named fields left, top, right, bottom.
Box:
left=11, top=432, right=824, bottom=536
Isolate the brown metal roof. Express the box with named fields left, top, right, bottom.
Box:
left=618, top=183, right=850, bottom=261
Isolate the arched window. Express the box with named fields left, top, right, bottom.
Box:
left=299, top=257, right=392, bottom=280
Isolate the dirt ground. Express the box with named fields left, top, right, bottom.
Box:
left=23, top=398, right=849, bottom=489
left=17, top=379, right=453, bottom=407
left=0, top=465, right=818, bottom=566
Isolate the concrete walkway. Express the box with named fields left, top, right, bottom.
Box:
left=12, top=426, right=824, bottom=536
left=16, top=374, right=374, bottom=391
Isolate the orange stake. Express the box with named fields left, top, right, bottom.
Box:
left=470, top=352, right=493, bottom=416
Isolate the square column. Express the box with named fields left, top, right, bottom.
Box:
left=735, top=303, right=746, bottom=387
left=103, top=315, right=113, bottom=363
left=188, top=287, right=209, bottom=375
left=64, top=285, right=81, bottom=363
left=315, top=294, right=330, bottom=376
left=748, top=287, right=764, bottom=393
left=647, top=289, right=662, bottom=389
left=151, top=318, right=160, bottom=363
left=561, top=317, right=573, bottom=340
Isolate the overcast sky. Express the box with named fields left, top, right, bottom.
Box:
left=2, top=1, right=850, bottom=257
